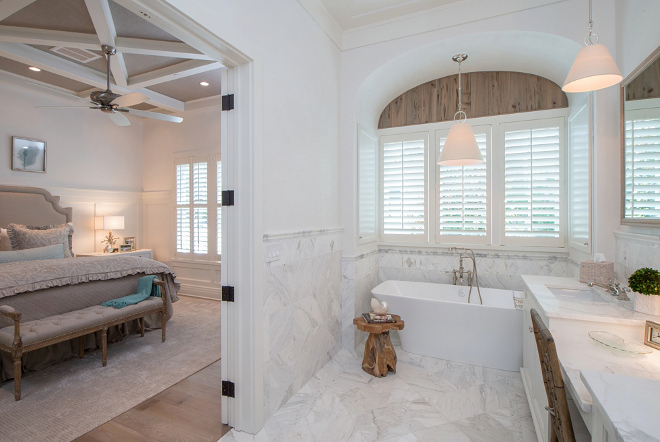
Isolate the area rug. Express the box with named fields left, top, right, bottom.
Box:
left=0, top=297, right=221, bottom=442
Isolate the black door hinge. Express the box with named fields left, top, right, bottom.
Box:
left=222, top=94, right=234, bottom=111
left=222, top=286, right=235, bottom=302
left=221, top=190, right=234, bottom=206
left=222, top=380, right=235, bottom=398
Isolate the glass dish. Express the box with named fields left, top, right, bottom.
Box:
left=588, top=331, right=652, bottom=355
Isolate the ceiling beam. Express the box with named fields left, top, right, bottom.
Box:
left=0, top=26, right=100, bottom=49
left=0, top=0, right=37, bottom=22
left=115, top=37, right=211, bottom=60
left=128, top=60, right=222, bottom=89
left=84, top=0, right=128, bottom=88
left=0, top=42, right=184, bottom=111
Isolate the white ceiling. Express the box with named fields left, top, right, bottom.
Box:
left=317, top=0, right=466, bottom=30
left=0, top=0, right=224, bottom=112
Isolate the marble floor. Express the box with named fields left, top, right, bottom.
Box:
left=222, top=335, right=537, bottom=441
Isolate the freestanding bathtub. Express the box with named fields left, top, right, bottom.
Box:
left=372, top=280, right=523, bottom=371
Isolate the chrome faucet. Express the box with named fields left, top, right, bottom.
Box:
left=588, top=280, right=630, bottom=301
left=449, top=247, right=482, bottom=304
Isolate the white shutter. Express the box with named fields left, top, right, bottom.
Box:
left=193, top=161, right=208, bottom=204
left=624, top=108, right=660, bottom=219
left=176, top=163, right=190, bottom=205
left=438, top=128, right=489, bottom=240
left=381, top=134, right=427, bottom=238
left=176, top=208, right=190, bottom=252
left=503, top=120, right=563, bottom=245
left=358, top=128, right=377, bottom=242
left=217, top=160, right=222, bottom=256
left=568, top=101, right=590, bottom=249
left=193, top=208, right=208, bottom=253
left=175, top=157, right=210, bottom=258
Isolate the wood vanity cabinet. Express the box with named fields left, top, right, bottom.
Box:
left=521, top=289, right=550, bottom=442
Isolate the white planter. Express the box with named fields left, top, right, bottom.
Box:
left=633, top=292, right=660, bottom=316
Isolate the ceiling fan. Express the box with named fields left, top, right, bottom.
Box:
left=38, top=45, right=183, bottom=126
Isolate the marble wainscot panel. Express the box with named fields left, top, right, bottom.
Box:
left=341, top=249, right=379, bottom=351
left=614, top=231, right=660, bottom=282
left=262, top=229, right=343, bottom=420
left=379, top=248, right=568, bottom=291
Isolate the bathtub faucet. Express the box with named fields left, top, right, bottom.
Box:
left=448, top=247, right=483, bottom=305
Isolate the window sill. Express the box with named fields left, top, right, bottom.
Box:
left=170, top=258, right=221, bottom=267
left=377, top=242, right=568, bottom=256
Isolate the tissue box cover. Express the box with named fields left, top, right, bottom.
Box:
left=579, top=261, right=614, bottom=285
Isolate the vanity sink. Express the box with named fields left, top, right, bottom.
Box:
left=547, top=286, right=610, bottom=303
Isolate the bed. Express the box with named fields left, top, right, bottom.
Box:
left=0, top=185, right=179, bottom=382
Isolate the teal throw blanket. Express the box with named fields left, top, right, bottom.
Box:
left=101, top=275, right=161, bottom=309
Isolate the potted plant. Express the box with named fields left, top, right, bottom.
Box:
left=628, top=267, right=660, bottom=315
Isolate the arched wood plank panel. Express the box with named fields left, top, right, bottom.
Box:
left=378, top=71, right=568, bottom=129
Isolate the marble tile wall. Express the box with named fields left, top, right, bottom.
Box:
left=262, top=229, right=342, bottom=421
left=341, top=249, right=379, bottom=351
left=614, top=231, right=660, bottom=283
left=379, top=248, right=568, bottom=291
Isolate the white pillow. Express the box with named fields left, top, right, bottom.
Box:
left=0, top=228, right=11, bottom=251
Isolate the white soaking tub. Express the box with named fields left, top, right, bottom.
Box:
left=372, top=280, right=523, bottom=371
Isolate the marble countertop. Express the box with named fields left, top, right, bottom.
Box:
left=521, top=275, right=658, bottom=326
left=581, top=370, right=660, bottom=441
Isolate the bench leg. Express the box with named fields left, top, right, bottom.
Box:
left=79, top=335, right=85, bottom=358
left=13, top=355, right=21, bottom=401
left=101, top=327, right=107, bottom=367
left=161, top=312, right=166, bottom=343
left=140, top=317, right=145, bottom=337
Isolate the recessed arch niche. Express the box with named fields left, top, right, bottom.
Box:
left=378, top=71, right=568, bottom=129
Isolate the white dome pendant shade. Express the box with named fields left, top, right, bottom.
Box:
left=563, top=43, right=622, bottom=93
left=562, top=0, right=622, bottom=93
left=438, top=122, right=483, bottom=166
left=437, top=54, right=484, bottom=167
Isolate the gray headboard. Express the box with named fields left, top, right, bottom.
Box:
left=0, top=185, right=72, bottom=228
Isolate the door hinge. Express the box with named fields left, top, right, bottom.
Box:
left=222, top=94, right=234, bottom=111
left=221, top=286, right=235, bottom=302
left=221, top=190, right=234, bottom=206
left=222, top=380, right=235, bottom=398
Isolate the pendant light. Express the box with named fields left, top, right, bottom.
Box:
left=438, top=54, right=483, bottom=166
left=562, top=0, right=622, bottom=93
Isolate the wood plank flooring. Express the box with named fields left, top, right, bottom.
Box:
left=76, top=359, right=231, bottom=442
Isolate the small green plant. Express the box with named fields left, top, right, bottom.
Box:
left=628, top=267, right=660, bottom=296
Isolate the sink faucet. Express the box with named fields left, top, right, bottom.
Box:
left=588, top=280, right=630, bottom=301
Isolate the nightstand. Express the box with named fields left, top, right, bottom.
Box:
left=77, top=249, right=153, bottom=259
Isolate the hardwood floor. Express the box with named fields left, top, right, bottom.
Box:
left=77, top=359, right=231, bottom=442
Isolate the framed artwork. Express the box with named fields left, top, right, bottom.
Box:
left=124, top=237, right=136, bottom=251
left=12, top=137, right=46, bottom=173
left=120, top=244, right=132, bottom=252
left=645, top=320, right=660, bottom=351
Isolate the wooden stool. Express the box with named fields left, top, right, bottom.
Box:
left=353, top=315, right=404, bottom=377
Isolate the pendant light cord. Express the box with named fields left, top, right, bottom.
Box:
left=585, top=0, right=598, bottom=45
left=452, top=54, right=467, bottom=123
left=457, top=59, right=462, bottom=114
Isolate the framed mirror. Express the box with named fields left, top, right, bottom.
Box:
left=621, top=46, right=660, bottom=225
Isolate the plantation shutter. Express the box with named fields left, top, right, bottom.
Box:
left=568, top=102, right=590, bottom=247
left=382, top=136, right=426, bottom=237
left=175, top=157, right=210, bottom=257
left=504, top=122, right=562, bottom=244
left=358, top=129, right=377, bottom=242
left=176, top=162, right=191, bottom=253
left=624, top=109, right=660, bottom=219
left=438, top=129, right=488, bottom=238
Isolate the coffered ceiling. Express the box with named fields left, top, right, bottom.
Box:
left=0, top=0, right=224, bottom=112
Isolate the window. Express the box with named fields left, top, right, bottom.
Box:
left=380, top=133, right=427, bottom=240
left=503, top=119, right=563, bottom=246
left=358, top=128, right=377, bottom=243
left=568, top=100, right=591, bottom=251
left=437, top=126, right=490, bottom=243
left=175, top=156, right=221, bottom=260
left=624, top=107, right=660, bottom=220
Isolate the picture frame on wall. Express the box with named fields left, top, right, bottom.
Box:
left=124, top=237, right=136, bottom=251
left=12, top=136, right=46, bottom=173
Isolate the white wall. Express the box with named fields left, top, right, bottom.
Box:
left=0, top=83, right=144, bottom=253
left=142, top=104, right=222, bottom=298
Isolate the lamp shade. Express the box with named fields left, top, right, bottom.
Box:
left=95, top=215, right=124, bottom=230
left=562, top=43, right=622, bottom=93
left=438, top=122, right=484, bottom=166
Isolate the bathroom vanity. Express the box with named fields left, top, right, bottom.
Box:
left=521, top=275, right=660, bottom=442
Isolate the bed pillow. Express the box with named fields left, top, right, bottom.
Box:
left=0, top=244, right=66, bottom=264
left=25, top=223, right=74, bottom=256
left=0, top=229, right=10, bottom=251
left=7, top=223, right=74, bottom=258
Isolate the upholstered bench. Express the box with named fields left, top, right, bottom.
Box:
left=0, top=280, right=166, bottom=401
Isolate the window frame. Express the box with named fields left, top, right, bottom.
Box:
left=357, top=125, right=378, bottom=244
left=434, top=125, right=492, bottom=245
left=567, top=96, right=592, bottom=253
left=499, top=117, right=566, bottom=248
left=379, top=131, right=429, bottom=243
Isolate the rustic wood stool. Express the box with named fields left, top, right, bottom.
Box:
left=353, top=314, right=404, bottom=377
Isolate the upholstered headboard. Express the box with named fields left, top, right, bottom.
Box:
left=0, top=185, right=72, bottom=228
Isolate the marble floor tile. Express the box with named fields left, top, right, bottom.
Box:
left=221, top=345, right=536, bottom=442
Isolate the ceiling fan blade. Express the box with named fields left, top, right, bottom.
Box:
left=111, top=92, right=149, bottom=107
left=127, top=108, right=183, bottom=123
left=108, top=112, right=131, bottom=127
left=36, top=105, right=97, bottom=108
